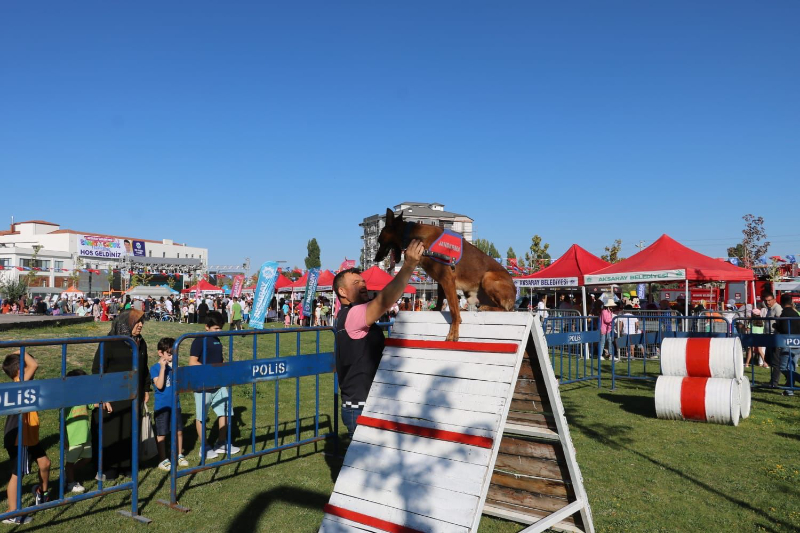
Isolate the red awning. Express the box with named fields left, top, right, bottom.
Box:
left=184, top=279, right=224, bottom=293
left=585, top=234, right=755, bottom=282
left=514, top=244, right=610, bottom=286
left=360, top=266, right=416, bottom=294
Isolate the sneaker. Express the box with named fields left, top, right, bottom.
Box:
left=783, top=390, right=795, bottom=396
left=32, top=485, right=49, bottom=506
left=612, top=357, right=621, bottom=362
left=157, top=459, right=171, bottom=472
left=2, top=516, right=32, bottom=524
left=177, top=455, right=189, bottom=467
left=95, top=469, right=117, bottom=482
left=66, top=482, right=85, bottom=494
left=213, top=442, right=241, bottom=456
left=199, top=446, right=218, bottom=460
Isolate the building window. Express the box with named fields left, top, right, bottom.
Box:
left=0, top=258, right=10, bottom=267
left=148, top=250, right=152, bottom=257
left=21, top=259, right=50, bottom=269
left=54, top=260, right=64, bottom=269
left=177, top=253, right=180, bottom=258
left=163, top=252, right=166, bottom=258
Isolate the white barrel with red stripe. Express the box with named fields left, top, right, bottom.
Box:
left=661, top=338, right=743, bottom=380
left=739, top=378, right=751, bottom=420
left=655, top=376, right=740, bottom=426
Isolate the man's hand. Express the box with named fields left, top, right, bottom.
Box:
left=404, top=239, right=424, bottom=269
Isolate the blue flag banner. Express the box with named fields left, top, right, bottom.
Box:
left=729, top=258, right=740, bottom=266
left=637, top=283, right=646, bottom=299
left=249, top=261, right=280, bottom=329
left=787, top=255, right=797, bottom=264
left=302, top=268, right=321, bottom=316
left=757, top=257, right=768, bottom=265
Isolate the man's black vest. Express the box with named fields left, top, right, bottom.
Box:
left=334, top=304, right=385, bottom=404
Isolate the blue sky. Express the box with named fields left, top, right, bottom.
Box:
left=2, top=1, right=798, bottom=270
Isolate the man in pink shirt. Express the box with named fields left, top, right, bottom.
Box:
left=331, top=240, right=424, bottom=437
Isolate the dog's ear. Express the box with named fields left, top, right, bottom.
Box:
left=385, top=208, right=394, bottom=225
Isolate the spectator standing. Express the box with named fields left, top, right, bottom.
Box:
left=230, top=297, right=243, bottom=330
left=774, top=294, right=800, bottom=395
left=599, top=300, right=617, bottom=360
left=763, top=292, right=783, bottom=388
left=151, top=337, right=188, bottom=470
left=197, top=299, right=209, bottom=325
left=64, top=369, right=93, bottom=493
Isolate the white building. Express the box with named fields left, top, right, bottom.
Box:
left=0, top=220, right=208, bottom=296
left=359, top=202, right=474, bottom=269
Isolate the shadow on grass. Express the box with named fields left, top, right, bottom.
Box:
left=776, top=432, right=799, bottom=442
left=567, top=412, right=798, bottom=531
left=598, top=393, right=657, bottom=419
left=225, top=485, right=329, bottom=532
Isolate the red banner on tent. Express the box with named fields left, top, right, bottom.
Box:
left=231, top=275, right=245, bottom=298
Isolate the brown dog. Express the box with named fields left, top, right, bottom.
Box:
left=374, top=208, right=516, bottom=341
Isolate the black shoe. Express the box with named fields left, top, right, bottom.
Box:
left=782, top=390, right=794, bottom=396
left=32, top=485, right=49, bottom=506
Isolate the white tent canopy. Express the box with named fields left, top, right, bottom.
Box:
left=125, top=285, right=175, bottom=298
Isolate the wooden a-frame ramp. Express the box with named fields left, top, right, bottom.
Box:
left=320, top=311, right=594, bottom=533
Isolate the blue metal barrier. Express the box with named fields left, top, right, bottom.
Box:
left=543, top=316, right=601, bottom=387
left=0, top=336, right=148, bottom=523
left=161, top=326, right=337, bottom=511
left=609, top=315, right=732, bottom=390
left=734, top=316, right=800, bottom=393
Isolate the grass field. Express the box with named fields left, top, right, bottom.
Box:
left=0, top=320, right=797, bottom=532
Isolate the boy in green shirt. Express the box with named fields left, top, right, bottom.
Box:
left=65, top=369, right=93, bottom=493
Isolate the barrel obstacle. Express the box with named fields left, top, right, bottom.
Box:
left=655, top=337, right=751, bottom=426
left=320, top=311, right=594, bottom=533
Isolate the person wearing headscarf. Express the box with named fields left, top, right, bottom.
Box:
left=91, top=310, right=150, bottom=479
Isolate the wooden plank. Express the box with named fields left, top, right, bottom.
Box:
left=391, top=333, right=523, bottom=345
left=504, top=412, right=558, bottom=428
left=374, top=369, right=510, bottom=398
left=328, top=493, right=469, bottom=533
left=494, top=453, right=567, bottom=481
left=333, top=468, right=481, bottom=528
left=396, top=311, right=532, bottom=326
left=369, top=382, right=507, bottom=415
left=482, top=503, right=584, bottom=533
left=512, top=391, right=543, bottom=403
left=498, top=437, right=565, bottom=463
left=358, top=410, right=495, bottom=440
left=353, top=425, right=493, bottom=466
left=503, top=423, right=559, bottom=441
left=363, top=398, right=502, bottom=433
left=379, top=356, right=515, bottom=383
left=513, top=378, right=541, bottom=395
left=486, top=484, right=574, bottom=514
left=508, top=399, right=548, bottom=414
left=390, top=322, right=527, bottom=341
left=519, top=500, right=585, bottom=533
left=343, top=443, right=487, bottom=496
left=383, top=345, right=519, bottom=367
left=490, top=471, right=572, bottom=499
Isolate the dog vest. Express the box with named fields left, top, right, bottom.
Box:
left=427, top=229, right=464, bottom=266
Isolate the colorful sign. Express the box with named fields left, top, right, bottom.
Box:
left=514, top=277, right=579, bottom=288
left=231, top=275, right=245, bottom=298
left=131, top=240, right=146, bottom=257
left=584, top=269, right=686, bottom=285
left=302, top=268, right=321, bottom=316
left=79, top=235, right=126, bottom=258
left=249, top=262, right=280, bottom=329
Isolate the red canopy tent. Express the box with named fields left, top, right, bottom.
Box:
left=360, top=266, right=416, bottom=294
left=584, top=234, right=755, bottom=312
left=513, top=244, right=609, bottom=315
left=274, top=275, right=293, bottom=290
left=183, top=279, right=224, bottom=294
left=281, top=270, right=336, bottom=293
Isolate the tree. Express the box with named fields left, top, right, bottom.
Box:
left=106, top=268, right=116, bottom=291
left=726, top=243, right=745, bottom=264
left=729, top=214, right=770, bottom=268
left=23, top=246, right=41, bottom=288
left=506, top=247, right=516, bottom=259
left=305, top=238, right=321, bottom=269
left=601, top=239, right=625, bottom=263
left=0, top=277, right=28, bottom=303
left=68, top=257, right=83, bottom=289
left=129, top=268, right=153, bottom=289
left=524, top=235, right=551, bottom=272
left=474, top=239, right=500, bottom=259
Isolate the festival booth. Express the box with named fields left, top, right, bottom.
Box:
left=584, top=234, right=755, bottom=314
left=125, top=285, right=175, bottom=299
left=182, top=279, right=224, bottom=296
left=513, top=244, right=610, bottom=315
left=62, top=286, right=85, bottom=298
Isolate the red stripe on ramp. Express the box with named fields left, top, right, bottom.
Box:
left=384, top=338, right=518, bottom=353
left=357, top=415, right=494, bottom=449
left=680, top=377, right=708, bottom=421
left=324, top=504, right=423, bottom=533
left=685, top=338, right=712, bottom=377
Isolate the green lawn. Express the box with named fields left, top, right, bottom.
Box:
left=0, top=321, right=797, bottom=532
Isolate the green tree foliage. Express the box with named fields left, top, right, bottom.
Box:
left=474, top=239, right=501, bottom=258
left=728, top=214, right=769, bottom=268
left=524, top=235, right=551, bottom=272
left=305, top=238, right=321, bottom=269
left=130, top=268, right=153, bottom=289
left=68, top=257, right=83, bottom=289
left=601, top=239, right=625, bottom=263
left=506, top=247, right=516, bottom=259
left=0, top=277, right=28, bottom=303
